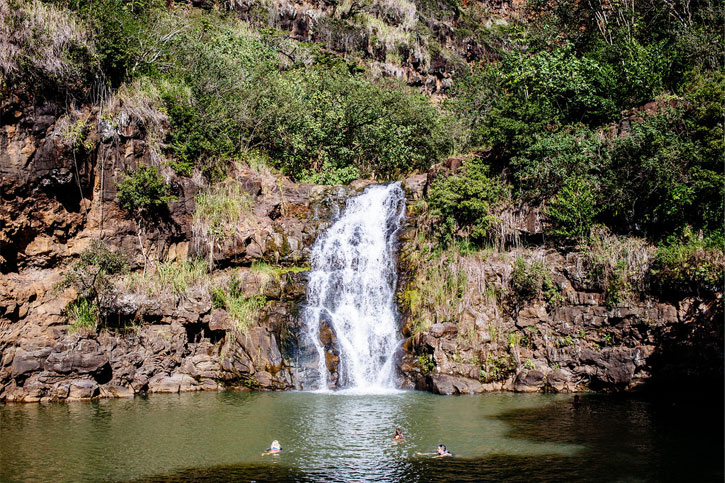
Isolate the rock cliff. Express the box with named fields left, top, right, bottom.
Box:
left=1, top=90, right=721, bottom=402
left=396, top=174, right=723, bottom=395
left=0, top=90, right=363, bottom=401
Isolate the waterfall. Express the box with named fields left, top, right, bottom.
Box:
left=299, top=183, right=406, bottom=393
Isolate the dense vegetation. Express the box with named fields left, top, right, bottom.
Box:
left=441, top=1, right=723, bottom=245
left=1, top=0, right=722, bottom=292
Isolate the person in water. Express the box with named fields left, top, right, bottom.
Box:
left=262, top=440, right=281, bottom=455
left=435, top=444, right=453, bottom=458
left=393, top=428, right=405, bottom=441
left=417, top=444, right=453, bottom=458
left=573, top=395, right=582, bottom=408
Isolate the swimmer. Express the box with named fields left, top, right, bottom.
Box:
left=573, top=395, right=582, bottom=408
left=261, top=440, right=282, bottom=456
left=416, top=444, right=453, bottom=458
left=393, top=428, right=405, bottom=441
left=434, top=444, right=453, bottom=458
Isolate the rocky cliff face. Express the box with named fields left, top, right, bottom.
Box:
left=1, top=266, right=311, bottom=401
left=395, top=175, right=723, bottom=395
left=1, top=90, right=721, bottom=402
left=226, top=0, right=524, bottom=94
left=0, top=90, right=366, bottom=401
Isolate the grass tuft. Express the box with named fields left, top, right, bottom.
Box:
left=65, top=297, right=99, bottom=332
left=192, top=181, right=253, bottom=266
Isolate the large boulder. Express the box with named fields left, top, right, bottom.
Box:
left=428, top=374, right=483, bottom=395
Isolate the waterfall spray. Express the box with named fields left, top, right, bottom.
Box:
left=299, top=183, right=406, bottom=393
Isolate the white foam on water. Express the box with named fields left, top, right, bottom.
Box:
left=300, top=183, right=406, bottom=393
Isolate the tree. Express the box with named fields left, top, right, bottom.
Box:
left=545, top=176, right=601, bottom=244
left=428, top=157, right=510, bottom=246
left=60, top=239, right=128, bottom=329
left=117, top=164, right=175, bottom=273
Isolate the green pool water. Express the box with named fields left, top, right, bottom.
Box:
left=0, top=390, right=722, bottom=482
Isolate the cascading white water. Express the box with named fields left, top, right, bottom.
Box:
left=299, top=183, right=406, bottom=393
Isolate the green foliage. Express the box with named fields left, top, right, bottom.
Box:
left=261, top=64, right=452, bottom=182
left=445, top=2, right=723, bottom=248
left=102, top=10, right=453, bottom=183
left=650, top=234, right=724, bottom=297
left=499, top=44, right=618, bottom=125
left=452, top=44, right=620, bottom=155
left=604, top=266, right=627, bottom=308
left=601, top=108, right=713, bottom=237
left=417, top=353, right=436, bottom=374
left=65, top=297, right=99, bottom=332
left=557, top=335, right=574, bottom=348
left=511, top=126, right=600, bottom=201
left=155, top=259, right=209, bottom=296
left=117, top=165, right=174, bottom=217
left=480, top=353, right=513, bottom=383
left=158, top=19, right=278, bottom=171
left=428, top=156, right=510, bottom=245
left=545, top=177, right=600, bottom=243
left=60, top=240, right=127, bottom=327
left=240, top=375, right=260, bottom=389
left=509, top=257, right=562, bottom=308
left=212, top=276, right=267, bottom=332
left=603, top=333, right=614, bottom=347
left=61, top=239, right=127, bottom=302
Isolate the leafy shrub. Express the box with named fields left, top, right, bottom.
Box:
left=650, top=235, right=724, bottom=297
left=545, top=177, right=601, bottom=243
left=114, top=11, right=452, bottom=183
left=509, top=257, right=561, bottom=307
left=117, top=164, right=174, bottom=272
left=60, top=240, right=127, bottom=325
left=499, top=44, right=618, bottom=124
left=69, top=0, right=166, bottom=86
left=260, top=64, right=452, bottom=182
left=117, top=165, right=174, bottom=217
left=600, top=105, right=723, bottom=239
left=428, top=156, right=509, bottom=245
left=417, top=353, right=436, bottom=374
left=480, top=353, right=514, bottom=383
left=511, top=126, right=600, bottom=201
left=159, top=18, right=278, bottom=170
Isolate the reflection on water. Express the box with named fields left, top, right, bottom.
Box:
left=0, top=391, right=722, bottom=482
